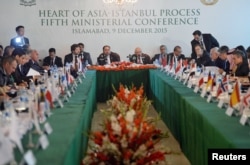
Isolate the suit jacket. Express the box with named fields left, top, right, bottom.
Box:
left=64, top=53, right=74, bottom=66
left=191, top=33, right=219, bottom=59
left=64, top=53, right=80, bottom=78
left=0, top=66, right=9, bottom=87
left=234, top=62, right=249, bottom=77
left=195, top=52, right=211, bottom=67
left=167, top=53, right=185, bottom=64
left=97, top=52, right=120, bottom=65
left=10, top=36, right=29, bottom=49
left=12, top=65, right=32, bottom=85
left=151, top=53, right=168, bottom=64
left=79, top=51, right=93, bottom=65
left=43, top=56, right=63, bottom=68
left=23, top=59, right=45, bottom=75
left=130, top=53, right=151, bottom=64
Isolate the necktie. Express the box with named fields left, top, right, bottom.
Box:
left=137, top=55, right=141, bottom=64
left=22, top=37, right=25, bottom=46
left=19, top=65, right=23, bottom=75
left=50, top=58, right=54, bottom=66
left=107, top=55, right=111, bottom=64
left=75, top=56, right=78, bottom=71
left=200, top=40, right=205, bottom=50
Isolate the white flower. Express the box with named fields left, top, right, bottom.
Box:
left=110, top=114, right=122, bottom=135
left=133, top=144, right=147, bottom=158
left=125, top=109, right=136, bottom=123
left=121, top=135, right=128, bottom=148
left=124, top=88, right=130, bottom=98
left=130, top=98, right=136, bottom=107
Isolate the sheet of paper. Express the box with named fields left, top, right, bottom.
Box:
left=26, top=68, right=41, bottom=76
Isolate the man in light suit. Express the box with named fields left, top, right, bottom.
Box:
left=151, top=45, right=168, bottom=65
left=130, top=47, right=151, bottom=64
left=10, top=25, right=30, bottom=49
left=97, top=45, right=120, bottom=65
left=78, top=43, right=93, bottom=68
left=23, top=49, right=45, bottom=75
left=191, top=30, right=219, bottom=60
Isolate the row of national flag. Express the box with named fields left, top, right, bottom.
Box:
left=162, top=58, right=250, bottom=111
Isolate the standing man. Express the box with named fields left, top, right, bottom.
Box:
left=43, top=48, right=63, bottom=69
left=64, top=44, right=81, bottom=78
left=151, top=45, right=168, bottom=65
left=78, top=43, right=93, bottom=68
left=97, top=45, right=120, bottom=65
left=191, top=30, right=219, bottom=60
left=10, top=25, right=30, bottom=49
left=130, top=47, right=151, bottom=64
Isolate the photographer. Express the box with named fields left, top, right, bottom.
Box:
left=10, top=25, right=30, bottom=49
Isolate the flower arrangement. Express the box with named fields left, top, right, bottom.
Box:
left=88, top=62, right=157, bottom=71
left=82, top=84, right=170, bottom=165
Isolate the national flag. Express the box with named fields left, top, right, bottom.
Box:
left=205, top=72, right=213, bottom=90
left=169, top=57, right=174, bottom=71
left=206, top=77, right=213, bottom=90
left=69, top=75, right=74, bottom=84
left=45, top=90, right=53, bottom=108
left=183, top=59, right=188, bottom=68
left=162, top=56, right=167, bottom=67
left=61, top=74, right=68, bottom=87
left=191, top=63, right=196, bottom=72
left=243, top=89, right=250, bottom=107
left=216, top=76, right=228, bottom=97
left=175, top=63, right=181, bottom=74
left=229, top=81, right=241, bottom=108
left=175, top=59, right=183, bottom=74
left=198, top=77, right=204, bottom=87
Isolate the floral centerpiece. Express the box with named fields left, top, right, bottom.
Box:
left=88, top=61, right=157, bottom=71
left=82, top=84, right=171, bottom=165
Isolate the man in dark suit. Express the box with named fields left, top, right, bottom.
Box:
left=218, top=46, right=230, bottom=75
left=43, top=48, right=63, bottom=69
left=191, top=30, right=219, bottom=60
left=10, top=25, right=30, bottom=49
left=151, top=45, right=168, bottom=65
left=129, top=47, right=151, bottom=64
left=97, top=45, right=120, bottom=65
left=64, top=44, right=81, bottom=78
left=208, top=47, right=225, bottom=69
left=11, top=48, right=32, bottom=85
left=23, top=49, right=45, bottom=75
left=168, top=46, right=185, bottom=68
left=78, top=43, right=93, bottom=68
left=231, top=50, right=249, bottom=77
left=194, top=44, right=211, bottom=67
left=0, top=56, right=17, bottom=87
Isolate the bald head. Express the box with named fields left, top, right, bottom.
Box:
left=30, top=49, right=39, bottom=62
left=210, top=47, right=219, bottom=61
left=134, top=47, right=142, bottom=56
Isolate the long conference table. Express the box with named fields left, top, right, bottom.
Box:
left=15, top=70, right=96, bottom=165
left=14, top=68, right=250, bottom=165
